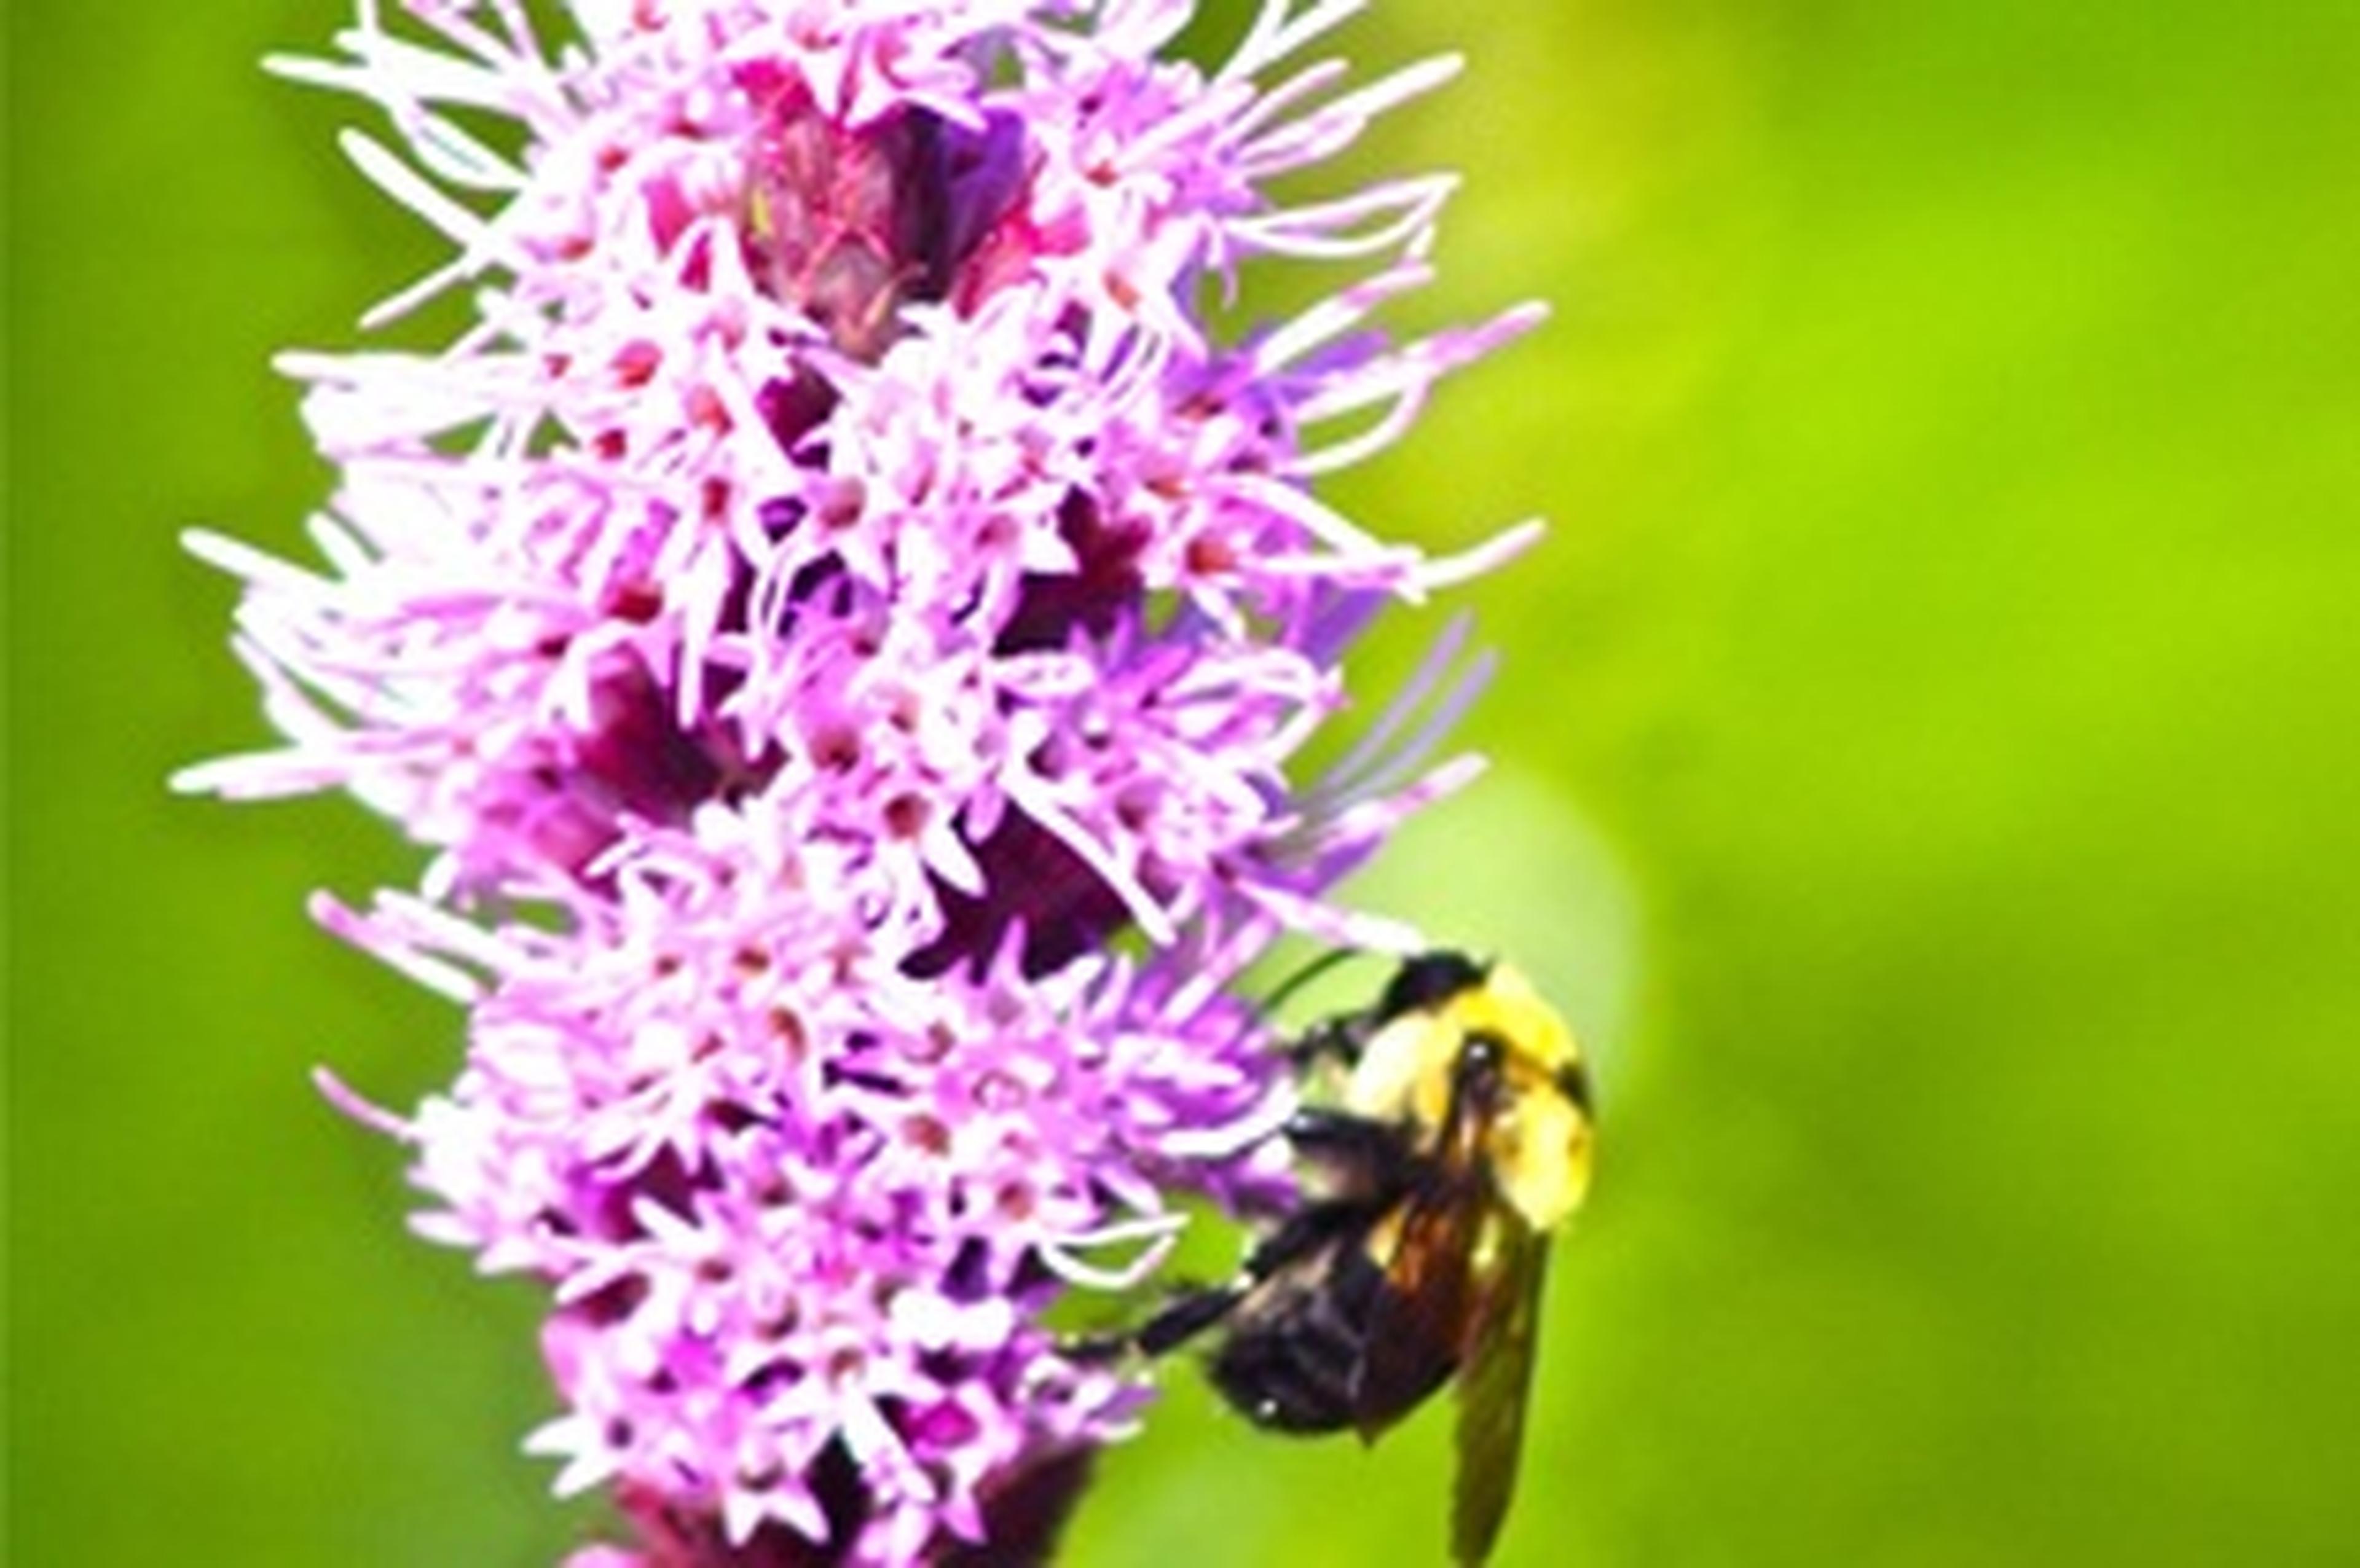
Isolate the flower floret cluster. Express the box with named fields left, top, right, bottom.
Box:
left=184, top=0, right=1533, bottom=1561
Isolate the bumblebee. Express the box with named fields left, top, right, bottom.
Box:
left=1131, top=951, right=1594, bottom=1566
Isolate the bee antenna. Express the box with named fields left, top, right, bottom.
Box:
left=1253, top=946, right=1363, bottom=1024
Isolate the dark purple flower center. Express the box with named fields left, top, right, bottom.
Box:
left=738, top=74, right=1035, bottom=364
left=905, top=809, right=1132, bottom=981
left=994, top=493, right=1149, bottom=658
left=604, top=1443, right=1096, bottom=1567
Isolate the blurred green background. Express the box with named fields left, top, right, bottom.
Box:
left=11, top=0, right=2359, bottom=1563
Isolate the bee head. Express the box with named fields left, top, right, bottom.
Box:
left=1379, top=950, right=1490, bottom=1022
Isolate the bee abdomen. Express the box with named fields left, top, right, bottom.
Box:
left=1208, top=1310, right=1362, bottom=1432
left=1206, top=1246, right=1385, bottom=1435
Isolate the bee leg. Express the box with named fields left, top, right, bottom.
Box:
left=1284, top=1013, right=1375, bottom=1074
left=1283, top=1107, right=1418, bottom=1192
left=1125, top=1196, right=1375, bottom=1358
left=1060, top=1330, right=1131, bottom=1363
left=1284, top=1106, right=1412, bottom=1159
left=1063, top=1282, right=1241, bottom=1362
left=1238, top=1194, right=1370, bottom=1276
left=1132, top=1282, right=1251, bottom=1356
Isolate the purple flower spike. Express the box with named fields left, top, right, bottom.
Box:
left=183, top=1, right=1539, bottom=1562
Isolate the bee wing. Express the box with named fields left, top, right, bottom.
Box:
left=1451, top=1222, right=1551, bottom=1567
left=1354, top=1163, right=1485, bottom=1440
